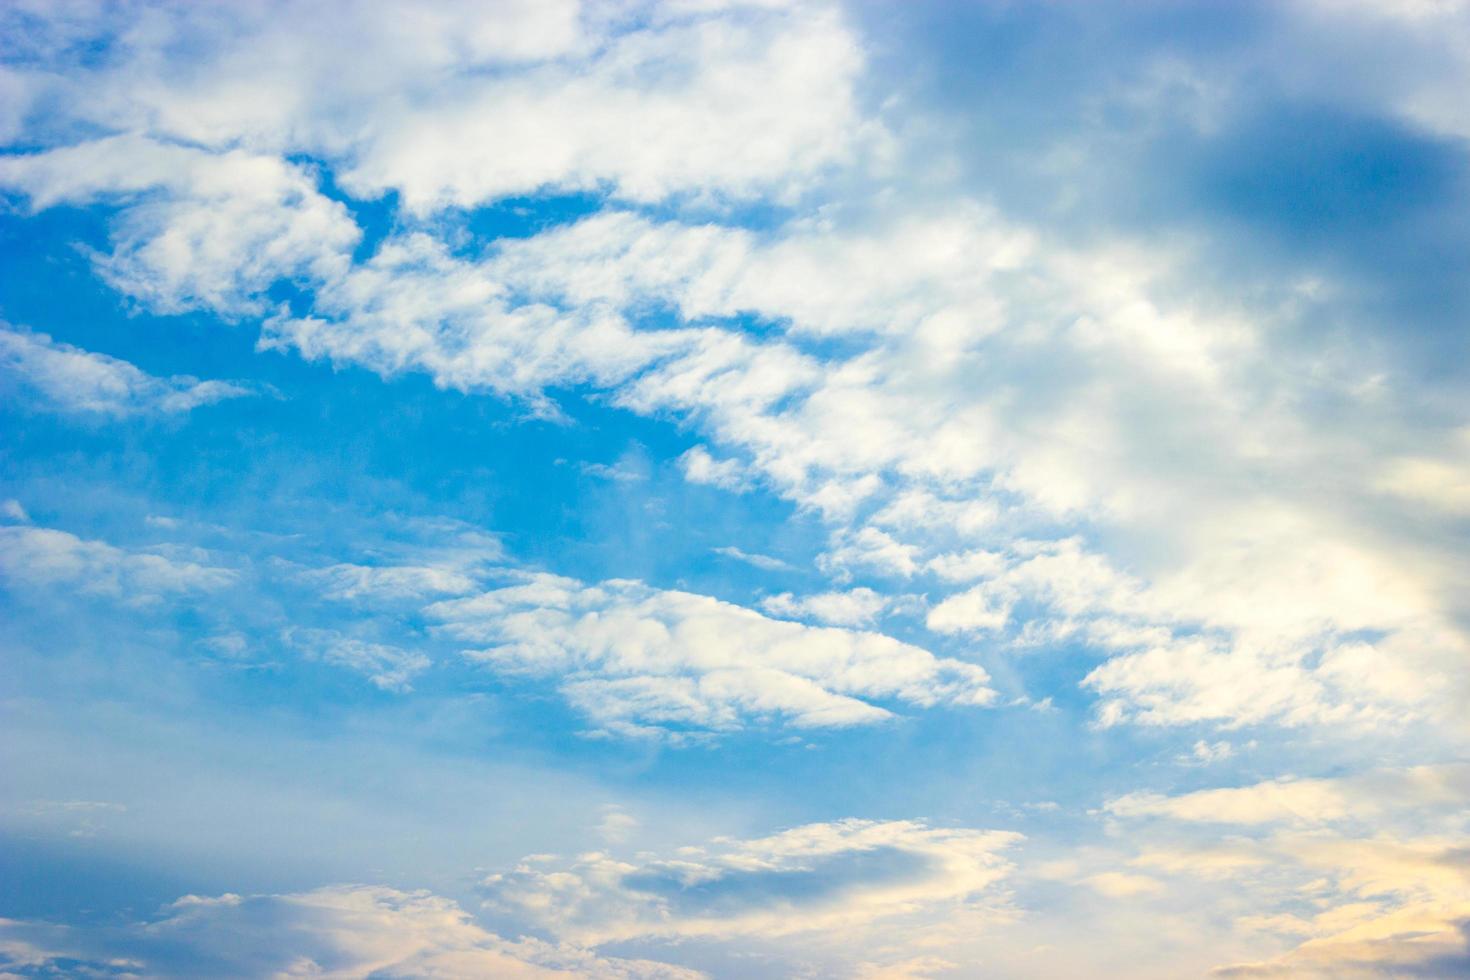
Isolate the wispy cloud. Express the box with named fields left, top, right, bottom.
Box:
left=711, top=545, right=794, bottom=572
left=428, top=573, right=994, bottom=736
left=761, top=587, right=888, bottom=627
left=0, top=327, right=254, bottom=416
left=284, top=628, right=431, bottom=693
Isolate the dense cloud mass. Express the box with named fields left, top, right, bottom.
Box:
left=1, top=0, right=1467, bottom=977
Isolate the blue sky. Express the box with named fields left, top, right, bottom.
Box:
left=1, top=1, right=1468, bottom=977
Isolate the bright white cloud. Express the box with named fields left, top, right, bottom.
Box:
left=919, top=530, right=1460, bottom=731
left=680, top=445, right=750, bottom=491
left=333, top=5, right=866, bottom=211
left=427, top=574, right=994, bottom=736
left=2, top=0, right=865, bottom=212
left=0, top=326, right=253, bottom=416
left=0, top=136, right=359, bottom=316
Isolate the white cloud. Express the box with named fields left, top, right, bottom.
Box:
left=874, top=493, right=1002, bottom=547
left=0, top=884, right=702, bottom=979
left=4, top=167, right=1461, bottom=741
left=481, top=818, right=1021, bottom=945
left=332, top=5, right=866, bottom=211
left=2, top=0, right=1466, bottom=751
left=285, top=628, right=431, bottom=693
left=1107, top=778, right=1354, bottom=827
left=427, top=574, right=994, bottom=736
left=910, top=527, right=1461, bottom=731
left=926, top=586, right=1012, bottom=635
left=0, top=524, right=235, bottom=601
left=1105, top=764, right=1470, bottom=828
left=711, top=545, right=794, bottom=572
left=928, top=549, right=1018, bottom=592
left=1082, top=871, right=1166, bottom=898
left=5, top=6, right=1470, bottom=975
left=476, top=205, right=1027, bottom=339
left=0, top=137, right=359, bottom=316
left=761, top=587, right=888, bottom=626
left=2, top=1, right=866, bottom=213
left=1283, top=0, right=1470, bottom=144
left=1081, top=629, right=1452, bottom=731
left=1188, top=740, right=1234, bottom=764
left=260, top=232, right=692, bottom=401
left=513, top=210, right=1465, bottom=737
left=199, top=632, right=251, bottom=661
left=0, top=326, right=253, bottom=416
left=1375, top=445, right=1470, bottom=516
left=819, top=526, right=922, bottom=579
left=680, top=445, right=750, bottom=491
left=0, top=0, right=588, bottom=149
left=597, top=805, right=640, bottom=846
left=299, top=562, right=479, bottom=602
